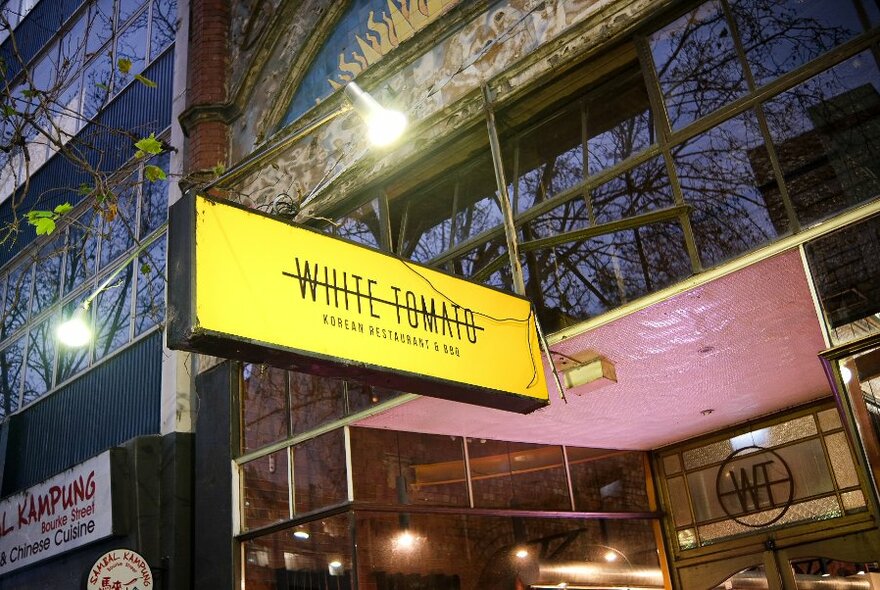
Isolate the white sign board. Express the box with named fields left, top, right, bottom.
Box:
left=0, top=451, right=114, bottom=575
left=87, top=549, right=153, bottom=590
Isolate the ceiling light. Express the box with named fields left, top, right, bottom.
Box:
left=515, top=549, right=529, bottom=559
left=603, top=550, right=618, bottom=562
left=293, top=530, right=310, bottom=540
left=394, top=530, right=415, bottom=549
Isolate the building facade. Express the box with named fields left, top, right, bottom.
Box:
left=0, top=0, right=190, bottom=587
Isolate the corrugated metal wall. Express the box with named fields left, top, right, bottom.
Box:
left=0, top=47, right=175, bottom=267
left=2, top=330, right=163, bottom=494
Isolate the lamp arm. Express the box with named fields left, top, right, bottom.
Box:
left=82, top=223, right=168, bottom=310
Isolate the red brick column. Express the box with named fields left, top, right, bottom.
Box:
left=180, top=0, right=234, bottom=182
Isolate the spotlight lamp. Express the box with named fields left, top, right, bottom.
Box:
left=56, top=305, right=92, bottom=348
left=343, top=82, right=407, bottom=147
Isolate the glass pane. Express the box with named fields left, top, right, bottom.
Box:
left=140, top=152, right=169, bottom=237
left=86, top=0, right=114, bottom=56
left=23, top=315, right=56, bottom=405
left=2, top=263, right=32, bottom=339
left=791, top=557, right=880, bottom=584
left=289, top=371, right=346, bottom=434
left=763, top=52, right=880, bottom=228
left=114, top=9, right=148, bottom=92
left=58, top=11, right=87, bottom=77
left=649, top=1, right=748, bottom=130
left=337, top=197, right=382, bottom=249
left=525, top=222, right=692, bottom=332
left=732, top=0, right=866, bottom=87
left=448, top=234, right=507, bottom=279
left=292, top=430, right=347, bottom=514
left=804, top=214, right=880, bottom=343
left=241, top=364, right=289, bottom=454
left=64, top=211, right=98, bottom=294
left=31, top=238, right=63, bottom=317
left=350, top=428, right=468, bottom=507
left=674, top=111, right=783, bottom=267
left=134, top=234, right=166, bottom=335
left=150, top=0, right=177, bottom=61
left=468, top=439, right=570, bottom=510
left=81, top=51, right=112, bottom=120
left=522, top=196, right=588, bottom=240
left=452, top=163, right=503, bottom=246
left=592, top=156, right=675, bottom=224
left=118, top=0, right=146, bottom=25
left=94, top=263, right=133, bottom=360
left=241, top=450, right=290, bottom=530
left=56, top=294, right=92, bottom=383
left=666, top=476, right=693, bottom=526
left=99, top=180, right=137, bottom=269
left=0, top=337, right=25, bottom=418
left=588, top=64, right=655, bottom=175
left=243, top=514, right=353, bottom=590
left=513, top=104, right=584, bottom=214
left=567, top=448, right=649, bottom=512
left=346, top=382, right=402, bottom=414
left=354, top=513, right=660, bottom=588
left=394, top=177, right=454, bottom=262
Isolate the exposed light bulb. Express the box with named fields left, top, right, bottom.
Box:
left=841, top=366, right=853, bottom=383
left=57, top=309, right=91, bottom=347
left=604, top=550, right=618, bottom=562
left=365, top=108, right=407, bottom=146
left=395, top=530, right=415, bottom=549
left=515, top=549, right=529, bottom=559
left=293, top=531, right=310, bottom=540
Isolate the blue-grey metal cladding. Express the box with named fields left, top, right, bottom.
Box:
left=0, top=0, right=83, bottom=81
left=2, top=330, right=162, bottom=495
left=0, top=47, right=174, bottom=268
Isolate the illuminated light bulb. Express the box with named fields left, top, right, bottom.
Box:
left=365, top=108, right=407, bottom=147
left=329, top=561, right=342, bottom=568
left=57, top=308, right=91, bottom=347
left=604, top=550, right=618, bottom=562
left=395, top=530, right=415, bottom=549
left=841, top=366, right=853, bottom=383
left=293, top=531, right=310, bottom=540
left=343, top=82, right=408, bottom=147
left=515, top=549, right=529, bottom=559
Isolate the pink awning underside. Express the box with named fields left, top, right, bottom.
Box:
left=356, top=249, right=831, bottom=450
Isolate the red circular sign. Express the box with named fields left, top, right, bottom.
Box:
left=87, top=550, right=153, bottom=590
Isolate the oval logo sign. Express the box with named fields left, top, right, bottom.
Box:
left=87, top=550, right=153, bottom=590
left=715, top=446, right=794, bottom=527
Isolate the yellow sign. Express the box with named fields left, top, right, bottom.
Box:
left=168, top=194, right=548, bottom=413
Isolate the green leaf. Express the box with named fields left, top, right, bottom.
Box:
left=1, top=104, right=16, bottom=117
left=212, top=162, right=226, bottom=177
left=33, top=217, right=56, bottom=235
left=26, top=210, right=54, bottom=221
left=53, top=202, right=73, bottom=216
left=22, top=88, right=40, bottom=98
left=133, top=73, right=157, bottom=88
left=140, top=262, right=152, bottom=275
left=134, top=133, right=163, bottom=158
left=77, top=183, right=92, bottom=195
left=144, top=164, right=167, bottom=182
left=117, top=57, right=132, bottom=74
left=95, top=82, right=109, bottom=91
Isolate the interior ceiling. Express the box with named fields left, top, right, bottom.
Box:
left=356, top=249, right=832, bottom=450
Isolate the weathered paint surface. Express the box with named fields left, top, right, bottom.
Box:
left=226, top=0, right=669, bottom=218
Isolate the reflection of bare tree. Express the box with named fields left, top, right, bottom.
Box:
left=650, top=1, right=746, bottom=129
left=731, top=0, right=862, bottom=84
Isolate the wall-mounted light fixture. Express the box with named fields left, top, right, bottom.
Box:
left=343, top=82, right=407, bottom=147
left=553, top=353, right=617, bottom=391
